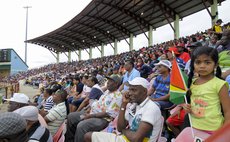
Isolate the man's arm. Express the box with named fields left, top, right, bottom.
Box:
left=117, top=93, right=129, bottom=132
left=151, top=94, right=170, bottom=101
left=77, top=97, right=89, bottom=111
left=44, top=116, right=51, bottom=123
left=122, top=121, right=153, bottom=142
left=119, top=83, right=124, bottom=92
left=147, top=86, right=155, bottom=96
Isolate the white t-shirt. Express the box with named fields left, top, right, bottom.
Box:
left=80, top=85, right=92, bottom=98
left=125, top=98, right=162, bottom=142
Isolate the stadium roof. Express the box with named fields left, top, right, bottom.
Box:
left=26, top=0, right=224, bottom=53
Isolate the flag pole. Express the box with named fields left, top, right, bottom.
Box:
left=184, top=95, right=195, bottom=138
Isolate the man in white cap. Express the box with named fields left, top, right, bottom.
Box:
left=84, top=77, right=162, bottom=142
left=14, top=106, right=53, bottom=142
left=5, top=93, right=30, bottom=112
left=147, top=60, right=174, bottom=110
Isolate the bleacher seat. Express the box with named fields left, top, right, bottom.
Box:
left=171, top=127, right=210, bottom=142
left=53, top=122, right=65, bottom=142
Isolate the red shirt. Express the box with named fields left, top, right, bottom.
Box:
left=179, top=52, right=190, bottom=63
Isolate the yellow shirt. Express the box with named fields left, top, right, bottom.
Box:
left=213, top=25, right=222, bottom=33
left=190, top=77, right=228, bottom=131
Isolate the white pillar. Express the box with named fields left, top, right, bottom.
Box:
left=56, top=52, right=60, bottom=63
left=89, top=47, right=93, bottom=59
left=174, top=14, right=180, bottom=39
left=68, top=51, right=71, bottom=62
left=101, top=43, right=104, bottom=57
left=148, top=26, right=153, bottom=46
left=78, top=49, right=82, bottom=61
left=129, top=33, right=133, bottom=51
left=211, top=0, right=218, bottom=26
left=114, top=39, right=118, bottom=55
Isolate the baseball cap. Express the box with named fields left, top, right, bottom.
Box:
left=167, top=46, right=180, bottom=54
left=5, top=93, right=29, bottom=104
left=154, top=60, right=172, bottom=70
left=0, top=112, right=27, bottom=137
left=127, top=77, right=150, bottom=89
left=106, top=74, right=122, bottom=84
left=14, top=106, right=38, bottom=121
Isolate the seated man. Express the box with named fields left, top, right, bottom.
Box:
left=84, top=77, right=162, bottom=142
left=14, top=106, right=53, bottom=142
left=42, top=89, right=68, bottom=135
left=147, top=60, right=174, bottom=110
left=65, top=74, right=122, bottom=142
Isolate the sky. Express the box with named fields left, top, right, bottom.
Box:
left=0, top=0, right=229, bottom=69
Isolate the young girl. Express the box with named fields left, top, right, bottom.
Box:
left=184, top=46, right=230, bottom=134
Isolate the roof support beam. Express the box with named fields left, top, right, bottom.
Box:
left=202, top=0, right=217, bottom=26
left=154, top=0, right=179, bottom=20
left=48, top=50, right=58, bottom=62
left=70, top=43, right=79, bottom=57
left=63, top=52, right=69, bottom=60
left=157, top=1, right=175, bottom=32
left=84, top=48, right=90, bottom=56
left=202, top=0, right=219, bottom=26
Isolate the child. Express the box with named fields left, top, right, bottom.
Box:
left=184, top=46, right=230, bottom=134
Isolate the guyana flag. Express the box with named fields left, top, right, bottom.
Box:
left=169, top=58, right=188, bottom=104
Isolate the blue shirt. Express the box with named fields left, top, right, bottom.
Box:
left=122, top=68, right=140, bottom=91
left=89, top=84, right=103, bottom=100
left=151, top=75, right=170, bottom=99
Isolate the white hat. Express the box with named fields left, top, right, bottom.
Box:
left=14, top=106, right=38, bottom=121
left=154, top=60, right=172, bottom=70
left=5, top=93, right=29, bottom=104
left=128, top=77, right=150, bottom=89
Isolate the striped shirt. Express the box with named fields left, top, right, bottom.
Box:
left=151, top=74, right=170, bottom=99
left=44, top=96, right=54, bottom=111
left=46, top=102, right=67, bottom=135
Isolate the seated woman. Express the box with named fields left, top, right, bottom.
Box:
left=147, top=60, right=174, bottom=110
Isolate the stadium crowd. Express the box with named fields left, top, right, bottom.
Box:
left=0, top=20, right=230, bottom=142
